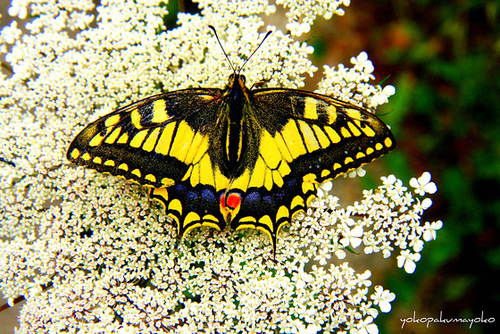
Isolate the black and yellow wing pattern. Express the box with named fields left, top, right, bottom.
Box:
left=67, top=73, right=395, bottom=249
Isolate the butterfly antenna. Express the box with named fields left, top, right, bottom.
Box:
left=209, top=25, right=236, bottom=74
left=209, top=26, right=272, bottom=74
left=240, top=30, right=272, bottom=73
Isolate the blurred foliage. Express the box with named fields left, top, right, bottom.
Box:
left=310, top=0, right=499, bottom=333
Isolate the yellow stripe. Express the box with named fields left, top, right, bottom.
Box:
left=280, top=120, right=307, bottom=159
left=118, top=163, right=128, bottom=171
left=145, top=174, right=156, bottom=183
left=303, top=97, right=318, bottom=119
left=131, top=109, right=143, bottom=129
left=181, top=165, right=193, bottom=182
left=202, top=222, right=220, bottom=230
left=117, top=132, right=129, bottom=144
left=291, top=195, right=305, bottom=210
left=130, top=130, right=149, bottom=148
left=89, top=127, right=112, bottom=147
left=168, top=199, right=183, bottom=215
left=325, top=127, right=341, bottom=143
left=155, top=122, right=176, bottom=155
left=278, top=160, right=291, bottom=177
left=298, top=120, right=320, bottom=152
left=312, top=125, right=330, bottom=149
left=347, top=121, right=362, bottom=136
left=189, top=164, right=200, bottom=187
left=161, top=178, right=174, bottom=187
left=326, top=105, right=337, bottom=124
left=191, top=136, right=210, bottom=164
left=273, top=133, right=294, bottom=162
left=70, top=149, right=80, bottom=160
left=142, top=127, right=161, bottom=152
left=184, top=211, right=201, bottom=226
left=105, top=127, right=122, bottom=144
left=151, top=100, right=168, bottom=123
left=185, top=132, right=207, bottom=165
left=198, top=154, right=215, bottom=187
left=355, top=120, right=376, bottom=137
left=340, top=126, right=351, bottom=138
left=249, top=157, right=266, bottom=188
left=170, top=121, right=194, bottom=161
left=104, top=114, right=121, bottom=127
left=184, top=223, right=201, bottom=236
left=264, top=168, right=273, bottom=191
left=258, top=215, right=274, bottom=233
left=259, top=131, right=281, bottom=169
left=276, top=205, right=290, bottom=222
left=272, top=170, right=283, bottom=187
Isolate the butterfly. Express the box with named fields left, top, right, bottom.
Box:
left=67, top=27, right=396, bottom=251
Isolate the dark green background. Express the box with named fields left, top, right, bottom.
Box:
left=306, top=1, right=499, bottom=333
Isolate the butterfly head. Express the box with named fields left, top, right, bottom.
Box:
left=227, top=73, right=247, bottom=90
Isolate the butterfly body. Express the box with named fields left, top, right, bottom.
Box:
left=67, top=71, right=395, bottom=249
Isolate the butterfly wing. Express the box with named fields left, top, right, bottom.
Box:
left=68, top=84, right=396, bottom=250
left=224, top=88, right=396, bottom=244
left=67, top=88, right=233, bottom=233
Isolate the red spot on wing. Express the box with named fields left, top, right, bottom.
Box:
left=227, top=193, right=241, bottom=209
left=220, top=192, right=242, bottom=210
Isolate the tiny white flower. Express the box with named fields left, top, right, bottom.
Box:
left=422, top=220, right=443, bottom=241
left=370, top=85, right=396, bottom=107
left=371, top=286, right=395, bottom=313
left=397, top=250, right=421, bottom=274
left=340, top=225, right=364, bottom=248
left=352, top=316, right=379, bottom=334
left=317, top=180, right=333, bottom=198
left=351, top=51, right=374, bottom=73
left=410, top=172, right=437, bottom=195
left=304, top=323, right=321, bottom=334
left=381, top=174, right=397, bottom=186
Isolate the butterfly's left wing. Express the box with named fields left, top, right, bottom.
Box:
left=224, top=88, right=396, bottom=244
left=67, top=88, right=234, bottom=234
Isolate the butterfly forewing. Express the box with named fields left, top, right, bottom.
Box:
left=68, top=89, right=224, bottom=188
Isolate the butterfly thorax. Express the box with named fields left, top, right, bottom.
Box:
left=215, top=73, right=258, bottom=179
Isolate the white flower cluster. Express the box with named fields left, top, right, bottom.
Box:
left=0, top=1, right=441, bottom=333
left=296, top=172, right=441, bottom=274
left=318, top=51, right=396, bottom=109
left=276, top=0, right=351, bottom=36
